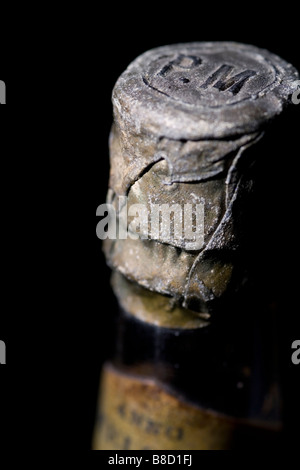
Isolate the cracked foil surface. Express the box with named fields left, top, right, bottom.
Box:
left=103, top=42, right=298, bottom=318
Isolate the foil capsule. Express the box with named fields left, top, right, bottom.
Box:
left=103, top=42, right=299, bottom=316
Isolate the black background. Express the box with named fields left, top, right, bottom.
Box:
left=0, top=5, right=299, bottom=454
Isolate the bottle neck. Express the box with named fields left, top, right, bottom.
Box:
left=112, top=293, right=281, bottom=424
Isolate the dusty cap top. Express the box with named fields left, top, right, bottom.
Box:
left=113, top=42, right=298, bottom=140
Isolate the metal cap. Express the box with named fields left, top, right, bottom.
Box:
left=113, top=42, right=298, bottom=140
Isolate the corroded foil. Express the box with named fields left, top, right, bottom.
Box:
left=103, top=42, right=298, bottom=318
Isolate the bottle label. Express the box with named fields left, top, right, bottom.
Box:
left=93, top=363, right=280, bottom=450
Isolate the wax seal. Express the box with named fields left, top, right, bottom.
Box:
left=103, top=42, right=298, bottom=318
left=113, top=42, right=298, bottom=141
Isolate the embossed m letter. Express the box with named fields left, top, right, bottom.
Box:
left=201, top=64, right=256, bottom=95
